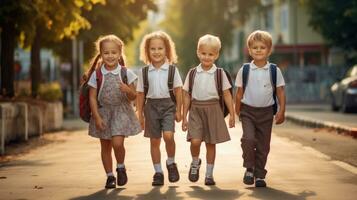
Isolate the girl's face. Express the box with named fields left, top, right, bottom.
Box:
left=148, top=38, right=166, bottom=66
left=101, top=41, right=121, bottom=68
left=197, top=44, right=219, bottom=68
left=248, top=41, right=271, bottom=63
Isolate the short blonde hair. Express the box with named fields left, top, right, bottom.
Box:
left=139, top=31, right=178, bottom=64
left=197, top=34, right=221, bottom=52
left=246, top=30, right=273, bottom=50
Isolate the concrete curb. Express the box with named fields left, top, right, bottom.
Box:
left=286, top=113, right=357, bottom=138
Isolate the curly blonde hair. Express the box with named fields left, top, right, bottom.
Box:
left=139, top=31, right=178, bottom=65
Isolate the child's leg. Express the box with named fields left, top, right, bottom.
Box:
left=163, top=131, right=175, bottom=163
left=100, top=139, right=113, bottom=175
left=150, top=138, right=162, bottom=172
left=111, top=136, right=125, bottom=165
left=190, top=139, right=202, bottom=158
left=254, top=118, right=273, bottom=179
left=205, top=143, right=216, bottom=177
left=240, top=113, right=256, bottom=169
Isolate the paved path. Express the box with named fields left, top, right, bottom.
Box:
left=0, top=121, right=356, bottom=200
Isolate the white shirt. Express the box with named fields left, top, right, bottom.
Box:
left=88, top=64, right=138, bottom=88
left=183, top=64, right=232, bottom=100
left=235, top=61, right=285, bottom=107
left=136, top=62, right=183, bottom=98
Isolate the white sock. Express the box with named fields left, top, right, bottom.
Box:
left=205, top=164, right=214, bottom=178
left=106, top=172, right=114, bottom=177
left=166, top=157, right=175, bottom=165
left=117, top=163, right=125, bottom=169
left=192, top=157, right=200, bottom=166
left=154, top=163, right=163, bottom=173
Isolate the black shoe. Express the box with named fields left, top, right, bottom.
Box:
left=167, top=163, right=180, bottom=182
left=255, top=178, right=266, bottom=187
left=152, top=172, right=164, bottom=186
left=188, top=159, right=201, bottom=182
left=105, top=176, right=116, bottom=189
left=204, top=176, right=216, bottom=186
left=116, top=167, right=128, bottom=186
left=243, top=168, right=254, bottom=185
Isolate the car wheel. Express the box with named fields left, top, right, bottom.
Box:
left=331, top=98, right=339, bottom=111
left=341, top=95, right=351, bottom=113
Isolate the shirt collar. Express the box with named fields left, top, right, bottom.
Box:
left=250, top=61, right=270, bottom=70
left=148, top=62, right=169, bottom=71
left=101, top=64, right=121, bottom=75
left=196, top=64, right=217, bottom=74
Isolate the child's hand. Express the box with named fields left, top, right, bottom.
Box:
left=137, top=113, right=145, bottom=130
left=95, top=117, right=106, bottom=131
left=182, top=118, right=188, bottom=132
left=229, top=114, right=235, bottom=128
left=175, top=111, right=182, bottom=122
left=119, top=82, right=132, bottom=94
left=275, top=111, right=285, bottom=125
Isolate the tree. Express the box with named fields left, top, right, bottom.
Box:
left=304, top=0, right=357, bottom=63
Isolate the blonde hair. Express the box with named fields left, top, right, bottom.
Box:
left=197, top=34, right=221, bottom=52
left=246, top=30, right=273, bottom=49
left=82, top=34, right=126, bottom=84
left=139, top=31, right=178, bottom=64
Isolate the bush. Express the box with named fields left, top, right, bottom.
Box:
left=38, top=82, right=63, bottom=102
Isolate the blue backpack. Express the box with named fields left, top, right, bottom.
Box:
left=242, top=63, right=278, bottom=115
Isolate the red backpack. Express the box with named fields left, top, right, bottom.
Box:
left=79, top=67, right=128, bottom=122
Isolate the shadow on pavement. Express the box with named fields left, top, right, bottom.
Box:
left=186, top=185, right=241, bottom=200
left=69, top=188, right=133, bottom=200
left=136, top=186, right=184, bottom=200
left=247, top=187, right=316, bottom=200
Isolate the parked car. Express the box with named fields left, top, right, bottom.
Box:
left=330, top=65, right=357, bottom=112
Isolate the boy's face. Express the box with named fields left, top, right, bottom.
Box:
left=248, top=41, right=271, bottom=62
left=148, top=38, right=166, bottom=65
left=101, top=41, right=121, bottom=68
left=197, top=44, right=219, bottom=68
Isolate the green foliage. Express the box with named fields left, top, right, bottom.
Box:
left=304, top=0, right=357, bottom=56
left=38, top=82, right=63, bottom=102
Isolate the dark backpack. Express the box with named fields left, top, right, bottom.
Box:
left=79, top=67, right=128, bottom=122
left=142, top=64, right=176, bottom=104
left=188, top=67, right=233, bottom=117
left=242, top=63, right=278, bottom=115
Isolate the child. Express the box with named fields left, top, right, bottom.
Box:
left=86, top=35, right=141, bottom=188
left=235, top=30, right=286, bottom=187
left=182, top=34, right=235, bottom=186
left=136, top=31, right=183, bottom=186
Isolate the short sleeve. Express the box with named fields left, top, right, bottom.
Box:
left=183, top=72, right=190, bottom=92
left=173, top=67, right=183, bottom=88
left=235, top=66, right=243, bottom=87
left=87, top=72, right=97, bottom=88
left=126, top=69, right=137, bottom=84
left=222, top=71, right=232, bottom=91
left=276, top=67, right=285, bottom=87
left=136, top=68, right=144, bottom=92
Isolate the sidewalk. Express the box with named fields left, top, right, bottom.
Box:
left=0, top=120, right=356, bottom=200
left=285, top=104, right=357, bottom=138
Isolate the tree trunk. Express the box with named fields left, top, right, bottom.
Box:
left=30, top=28, right=42, bottom=98
left=0, top=23, right=16, bottom=98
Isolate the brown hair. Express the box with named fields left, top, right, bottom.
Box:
left=246, top=30, right=273, bottom=50
left=139, top=31, right=178, bottom=65
left=82, top=34, right=126, bottom=84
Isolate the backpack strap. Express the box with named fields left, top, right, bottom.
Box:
left=95, top=68, right=103, bottom=107
left=270, top=63, right=278, bottom=114
left=120, top=66, right=128, bottom=84
left=188, top=68, right=197, bottom=96
left=242, top=63, right=250, bottom=93
left=168, top=65, right=176, bottom=104
left=215, top=68, right=225, bottom=111
left=142, top=65, right=149, bottom=100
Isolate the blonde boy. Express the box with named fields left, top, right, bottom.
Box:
left=235, top=30, right=286, bottom=187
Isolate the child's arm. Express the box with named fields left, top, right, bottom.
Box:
left=89, top=87, right=106, bottom=131
left=174, top=87, right=183, bottom=122
left=223, top=89, right=235, bottom=128
left=136, top=91, right=145, bottom=129
left=235, top=87, right=244, bottom=117
left=119, top=82, right=136, bottom=101
left=275, top=86, right=286, bottom=124
left=182, top=90, right=191, bottom=131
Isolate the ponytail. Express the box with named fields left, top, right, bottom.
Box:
left=81, top=53, right=101, bottom=85
left=119, top=56, right=125, bottom=66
